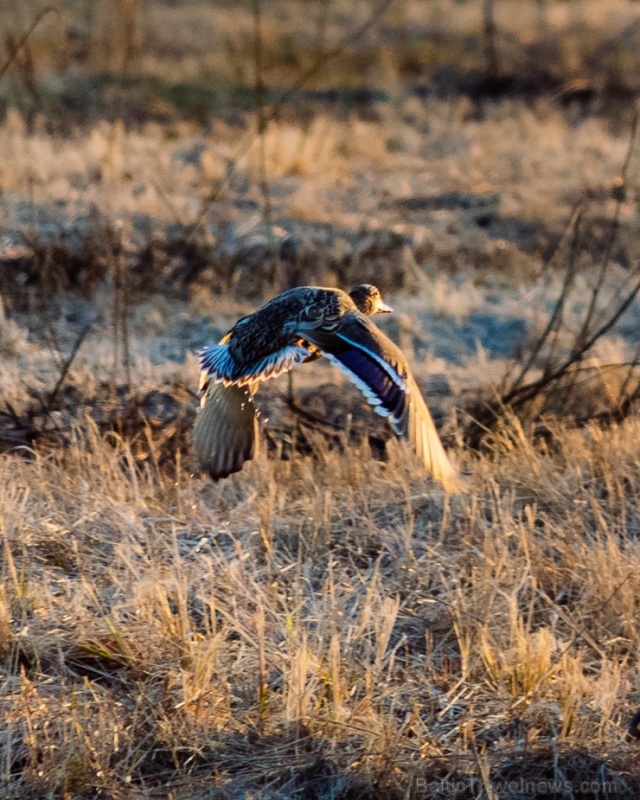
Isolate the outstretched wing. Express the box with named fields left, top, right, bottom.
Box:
left=194, top=328, right=317, bottom=480
left=197, top=342, right=311, bottom=386
left=193, top=381, right=259, bottom=480
left=299, top=313, right=461, bottom=492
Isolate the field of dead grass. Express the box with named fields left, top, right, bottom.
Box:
left=2, top=391, right=640, bottom=797
left=3, top=1, right=640, bottom=797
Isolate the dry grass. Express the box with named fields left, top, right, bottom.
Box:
left=2, top=2, right=640, bottom=307
left=3, top=2, right=640, bottom=796
left=5, top=1, right=640, bottom=94
left=1, top=91, right=639, bottom=310
left=2, top=391, right=640, bottom=797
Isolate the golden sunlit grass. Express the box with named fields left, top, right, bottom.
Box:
left=2, top=73, right=640, bottom=800
left=2, top=388, right=640, bottom=796
left=3, top=1, right=640, bottom=796
left=1, top=91, right=637, bottom=304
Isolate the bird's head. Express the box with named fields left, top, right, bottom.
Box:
left=349, top=284, right=393, bottom=315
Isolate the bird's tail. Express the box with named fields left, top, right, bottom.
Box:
left=193, top=382, right=259, bottom=480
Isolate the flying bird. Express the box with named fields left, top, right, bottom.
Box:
left=193, top=284, right=460, bottom=491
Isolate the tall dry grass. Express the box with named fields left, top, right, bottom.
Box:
left=2, top=2, right=640, bottom=796
left=2, top=400, right=640, bottom=796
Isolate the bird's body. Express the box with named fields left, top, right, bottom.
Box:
left=194, top=284, right=460, bottom=491
left=198, top=286, right=360, bottom=386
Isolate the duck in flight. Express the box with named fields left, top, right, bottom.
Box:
left=193, top=284, right=460, bottom=491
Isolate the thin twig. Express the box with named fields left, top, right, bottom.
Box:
left=504, top=270, right=640, bottom=410
left=252, top=0, right=272, bottom=222
left=510, top=206, right=583, bottom=391
left=495, top=109, right=640, bottom=427
left=279, top=392, right=347, bottom=430
left=41, top=322, right=93, bottom=417
left=482, top=0, right=499, bottom=81
left=575, top=108, right=638, bottom=350
left=0, top=6, right=57, bottom=84
left=539, top=197, right=584, bottom=280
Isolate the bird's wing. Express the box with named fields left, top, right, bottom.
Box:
left=193, top=382, right=259, bottom=480
left=197, top=341, right=312, bottom=386
left=298, top=313, right=461, bottom=492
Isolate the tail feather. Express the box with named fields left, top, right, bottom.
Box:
left=193, top=382, right=258, bottom=480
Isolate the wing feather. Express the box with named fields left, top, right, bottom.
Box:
left=197, top=343, right=310, bottom=386
left=193, top=382, right=258, bottom=480
left=300, top=313, right=461, bottom=492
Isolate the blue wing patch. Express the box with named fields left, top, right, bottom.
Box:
left=324, top=345, right=409, bottom=426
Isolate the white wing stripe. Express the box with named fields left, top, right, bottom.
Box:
left=324, top=353, right=401, bottom=421
left=334, top=333, right=409, bottom=392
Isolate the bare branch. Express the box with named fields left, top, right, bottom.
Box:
left=0, top=6, right=57, bottom=83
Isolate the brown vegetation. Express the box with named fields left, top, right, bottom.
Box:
left=2, top=2, right=640, bottom=797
